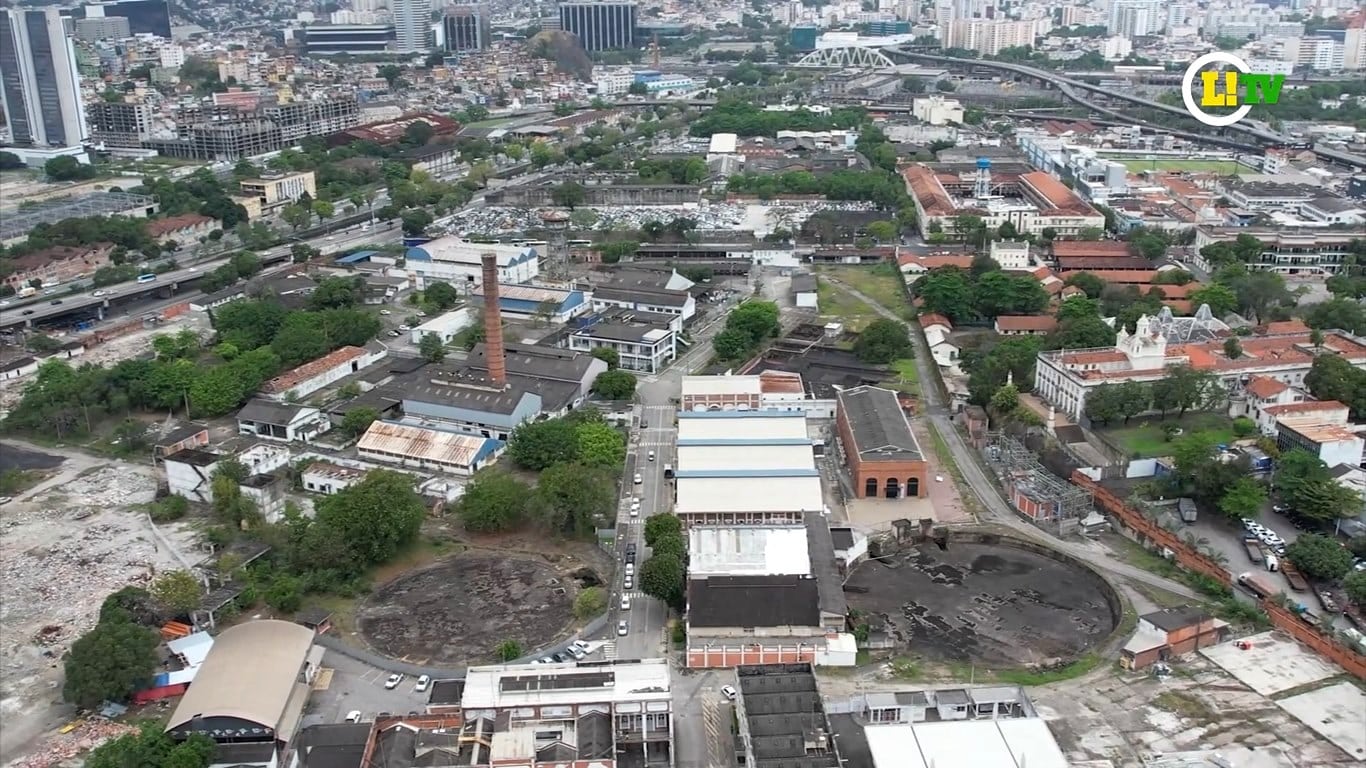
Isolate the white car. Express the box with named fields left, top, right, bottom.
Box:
left=620, top=595, right=631, bottom=610
left=91, top=290, right=107, bottom=298
left=630, top=506, right=639, bottom=518
left=648, top=450, right=655, bottom=461
left=721, top=685, right=737, bottom=700
left=384, top=673, right=403, bottom=689
left=633, top=473, right=643, bottom=485
left=625, top=562, right=635, bottom=576
left=414, top=675, right=431, bottom=692
left=345, top=710, right=363, bottom=723
left=623, top=575, right=633, bottom=590
left=570, top=639, right=591, bottom=653
left=617, top=620, right=629, bottom=636
left=379, top=309, right=391, bottom=315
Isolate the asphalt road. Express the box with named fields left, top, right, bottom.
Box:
left=823, top=276, right=1203, bottom=600
left=0, top=226, right=393, bottom=330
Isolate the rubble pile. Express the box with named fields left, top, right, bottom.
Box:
left=12, top=720, right=137, bottom=768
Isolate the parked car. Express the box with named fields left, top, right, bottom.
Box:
left=633, top=473, right=642, bottom=485
left=617, top=620, right=629, bottom=636
left=623, top=575, right=633, bottom=590
left=551, top=652, right=566, bottom=663
left=620, top=595, right=631, bottom=610
left=571, top=640, right=590, bottom=653
left=414, top=675, right=431, bottom=692
left=384, top=673, right=404, bottom=689
left=568, top=645, right=586, bottom=660
left=345, top=710, right=363, bottom=723
left=721, top=685, right=737, bottom=701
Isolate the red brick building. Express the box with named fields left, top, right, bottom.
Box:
left=1121, top=607, right=1229, bottom=671
left=836, top=385, right=930, bottom=499
left=4, top=243, right=114, bottom=290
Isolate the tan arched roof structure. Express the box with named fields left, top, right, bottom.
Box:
left=167, top=620, right=316, bottom=735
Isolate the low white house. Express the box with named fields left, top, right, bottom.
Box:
left=301, top=461, right=368, bottom=495
left=237, top=399, right=332, bottom=443
left=163, top=444, right=294, bottom=522
left=791, top=273, right=818, bottom=309
left=409, top=307, right=476, bottom=345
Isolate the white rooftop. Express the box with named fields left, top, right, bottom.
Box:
left=688, top=525, right=811, bottom=577
left=677, top=444, right=815, bottom=472
left=461, top=659, right=671, bottom=711
left=708, top=133, right=738, bottom=154
left=682, top=375, right=762, bottom=396
left=676, top=475, right=824, bottom=514
left=864, top=719, right=1068, bottom=768
left=677, top=413, right=809, bottom=441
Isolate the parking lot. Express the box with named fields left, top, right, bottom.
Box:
left=307, top=650, right=431, bottom=725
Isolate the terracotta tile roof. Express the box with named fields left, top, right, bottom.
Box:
left=262, top=346, right=367, bottom=394
left=1050, top=241, right=1133, bottom=258
left=1138, top=282, right=1201, bottom=299
left=758, top=370, right=805, bottom=394
left=1264, top=400, right=1346, bottom=416
left=918, top=313, right=952, bottom=330
left=1263, top=320, right=1310, bottom=335
left=146, top=213, right=215, bottom=239
left=1056, top=256, right=1153, bottom=271
left=1019, top=172, right=1100, bottom=216
left=1062, top=350, right=1130, bottom=365
left=1061, top=269, right=1158, bottom=285
left=995, top=315, right=1058, bottom=333
left=898, top=253, right=973, bottom=270
left=1245, top=375, right=1289, bottom=400
left=903, top=165, right=956, bottom=216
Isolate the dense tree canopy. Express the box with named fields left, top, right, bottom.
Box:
left=63, top=611, right=159, bottom=709
left=457, top=470, right=533, bottom=533
left=852, top=319, right=911, bottom=364
left=86, top=723, right=216, bottom=768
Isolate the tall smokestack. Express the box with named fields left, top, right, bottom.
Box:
left=481, top=252, right=507, bottom=387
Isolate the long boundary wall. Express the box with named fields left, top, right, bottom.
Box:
left=1072, top=471, right=1366, bottom=680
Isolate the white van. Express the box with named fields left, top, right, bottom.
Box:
left=1264, top=553, right=1279, bottom=572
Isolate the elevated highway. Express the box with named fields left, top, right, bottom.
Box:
left=894, top=50, right=1366, bottom=171
left=0, top=227, right=387, bottom=331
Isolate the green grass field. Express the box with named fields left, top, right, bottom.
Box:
left=1097, top=156, right=1242, bottom=174
left=1098, top=412, right=1236, bottom=459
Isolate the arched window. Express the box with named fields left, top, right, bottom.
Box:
left=907, top=477, right=921, bottom=498
left=884, top=478, right=900, bottom=499
left=864, top=478, right=878, bottom=498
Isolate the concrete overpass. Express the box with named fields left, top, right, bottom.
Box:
left=894, top=50, right=1366, bottom=171
left=1, top=227, right=387, bottom=331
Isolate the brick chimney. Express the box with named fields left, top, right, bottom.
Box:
left=481, top=252, right=507, bottom=387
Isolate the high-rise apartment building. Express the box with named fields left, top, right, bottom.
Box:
left=1108, top=0, right=1164, bottom=38
left=73, top=15, right=130, bottom=41
left=0, top=8, right=88, bottom=149
left=86, top=100, right=153, bottom=147
left=391, top=0, right=433, bottom=53
left=945, top=18, right=1036, bottom=55
left=76, top=0, right=171, bottom=38
left=443, top=3, right=490, bottom=52
left=559, top=1, right=637, bottom=52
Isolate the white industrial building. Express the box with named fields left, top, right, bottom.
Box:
left=688, top=526, right=812, bottom=577
left=300, top=461, right=367, bottom=495
left=404, top=237, right=539, bottom=290
left=260, top=344, right=387, bottom=402
left=912, top=95, right=964, bottom=126
left=409, top=306, right=475, bottom=345
left=680, top=372, right=833, bottom=418
left=673, top=411, right=824, bottom=526
left=864, top=717, right=1066, bottom=768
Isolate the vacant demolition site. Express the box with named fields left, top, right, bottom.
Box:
left=357, top=546, right=605, bottom=668
left=845, top=530, right=1121, bottom=667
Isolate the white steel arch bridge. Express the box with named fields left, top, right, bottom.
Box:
left=794, top=45, right=896, bottom=69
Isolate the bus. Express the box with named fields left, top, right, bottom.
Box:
left=136, top=274, right=157, bottom=284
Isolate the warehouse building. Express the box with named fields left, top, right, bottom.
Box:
left=356, top=420, right=504, bottom=475
left=836, top=386, right=929, bottom=499
left=166, top=620, right=322, bottom=752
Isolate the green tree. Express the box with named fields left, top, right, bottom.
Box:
left=591, top=369, right=637, bottom=400
left=494, top=639, right=524, bottom=661
left=916, top=267, right=976, bottom=321
left=44, top=155, right=98, bottom=181
left=424, top=281, right=461, bottom=311
left=458, top=470, right=532, bottom=532
left=62, top=614, right=159, bottom=709
left=576, top=422, right=626, bottom=467
left=401, top=209, right=434, bottom=237
left=574, top=586, right=607, bottom=619
left=265, top=575, right=303, bottom=613
left=590, top=347, right=620, bottom=369
left=419, top=333, right=447, bottom=363
left=550, top=181, right=587, bottom=208
left=1344, top=571, right=1366, bottom=608
left=639, top=552, right=685, bottom=609
left=712, top=328, right=753, bottom=360
left=1304, top=297, right=1366, bottom=335
left=852, top=319, right=910, bottom=364
left=1218, top=477, right=1267, bottom=520
left=644, top=513, right=682, bottom=548
left=342, top=407, right=380, bottom=437
left=309, top=276, right=364, bottom=310
left=1285, top=533, right=1354, bottom=581
left=1189, top=282, right=1238, bottom=316
left=150, top=570, right=202, bottom=615
left=535, top=462, right=615, bottom=537
left=1304, top=354, right=1366, bottom=419
left=312, top=199, right=335, bottom=223
left=313, top=470, right=425, bottom=565
left=865, top=220, right=897, bottom=243
left=281, top=202, right=312, bottom=230
left=1167, top=365, right=1221, bottom=417
left=1223, top=337, right=1243, bottom=360
left=508, top=418, right=580, bottom=470
left=989, top=383, right=1020, bottom=416
left=86, top=724, right=216, bottom=768
left=1064, top=271, right=1106, bottom=299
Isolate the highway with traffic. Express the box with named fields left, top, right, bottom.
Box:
left=0, top=224, right=394, bottom=331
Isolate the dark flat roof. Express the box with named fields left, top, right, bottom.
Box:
left=837, top=385, right=923, bottom=462
left=688, top=576, right=820, bottom=628
left=467, top=342, right=596, bottom=384
left=165, top=448, right=220, bottom=466
left=1142, top=606, right=1211, bottom=632
left=427, top=679, right=464, bottom=705
left=155, top=422, right=208, bottom=445
left=238, top=398, right=310, bottom=425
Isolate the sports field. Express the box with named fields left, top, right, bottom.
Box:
left=1098, top=155, right=1242, bottom=174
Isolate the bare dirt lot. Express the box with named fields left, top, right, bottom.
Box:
left=0, top=456, right=204, bottom=764
left=845, top=539, right=1118, bottom=666
left=357, top=549, right=584, bottom=667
